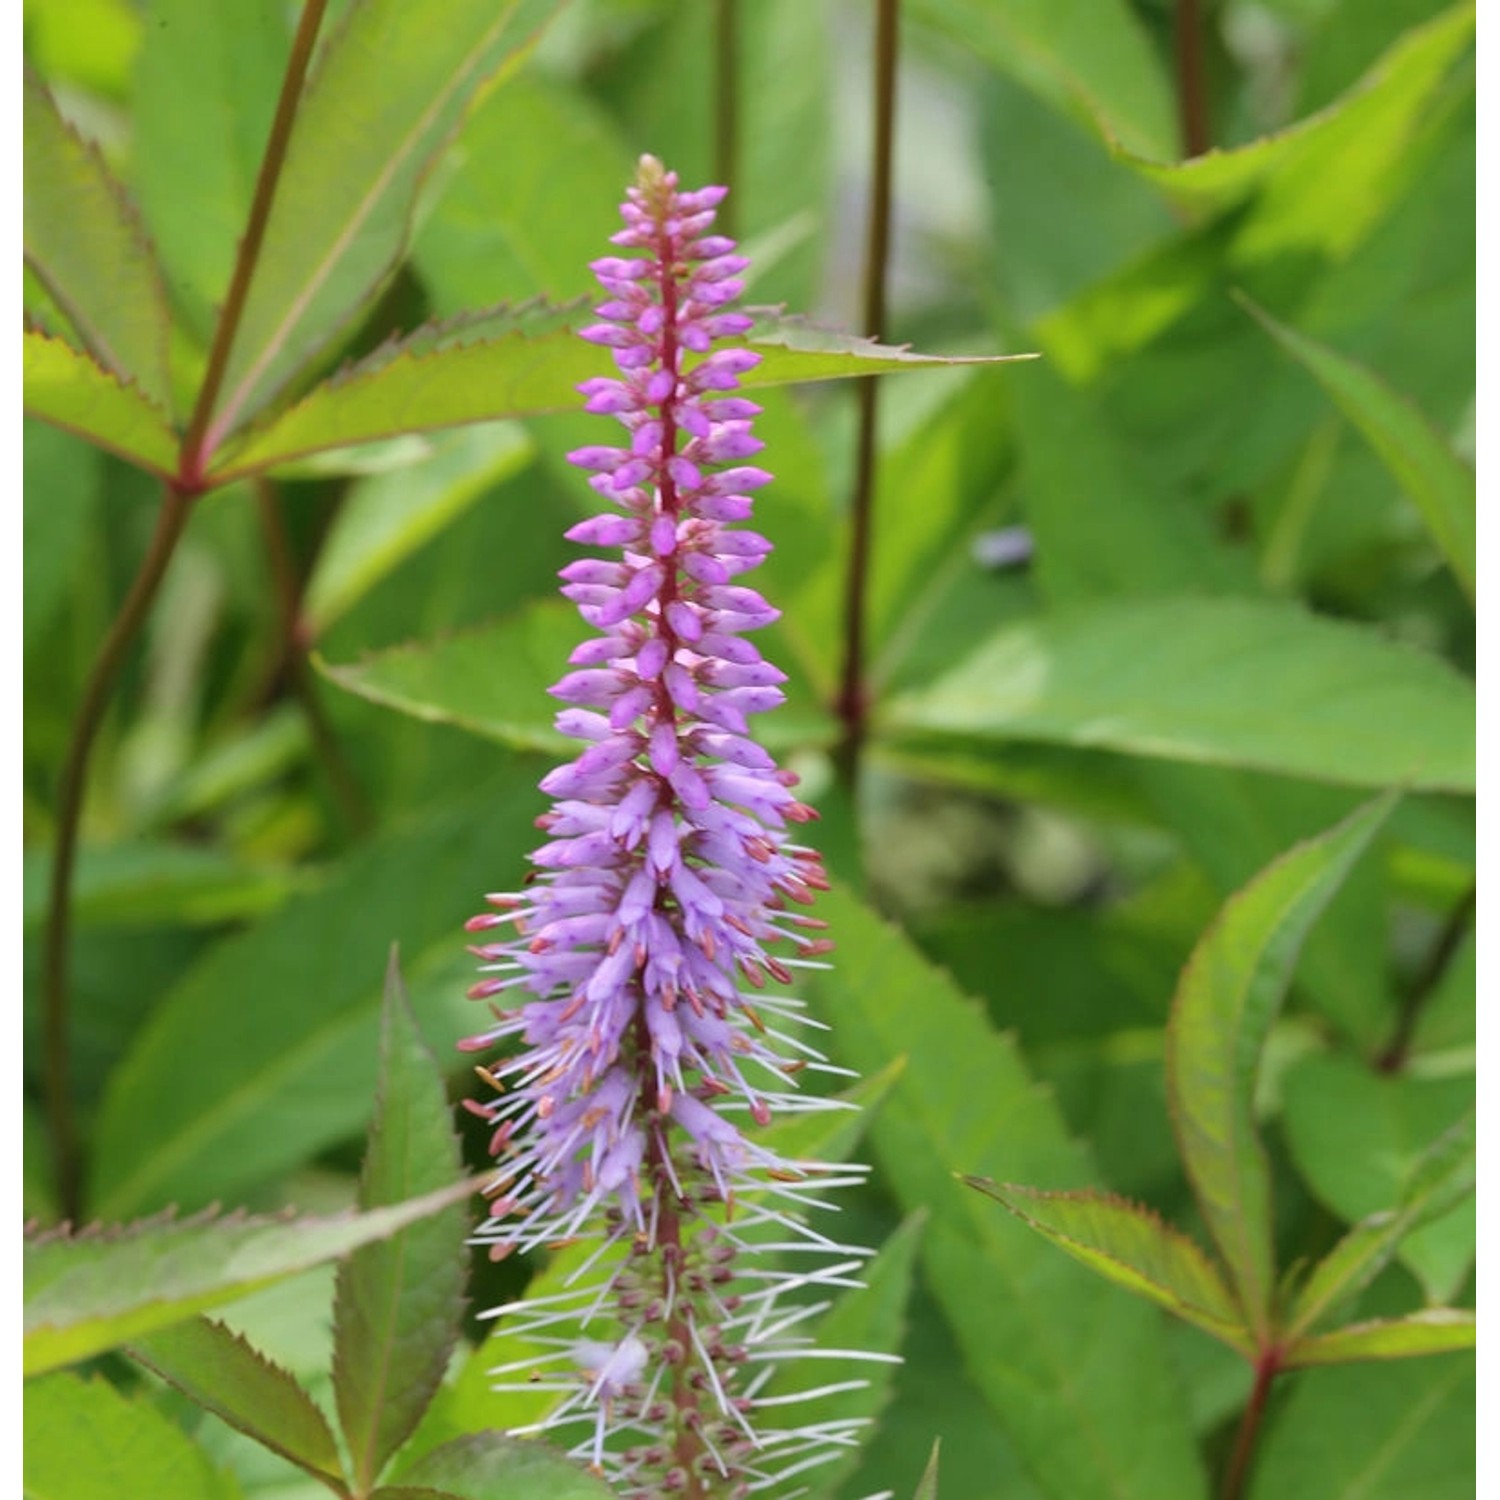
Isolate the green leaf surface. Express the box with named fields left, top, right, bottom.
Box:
left=23, top=417, right=102, bottom=653
left=203, top=0, right=562, bottom=448
left=806, top=887, right=1208, bottom=1500
left=304, top=423, right=534, bottom=636
left=132, top=0, right=289, bottom=344
left=882, top=598, right=1475, bottom=793
left=1287, top=1310, right=1475, bottom=1368
left=23, top=1179, right=476, bottom=1375
left=1166, top=797, right=1393, bottom=1338
left=318, top=599, right=837, bottom=757
left=910, top=0, right=1175, bottom=157
left=333, top=954, right=469, bottom=1492
left=23, top=841, right=304, bottom=930
left=24, top=1370, right=243, bottom=1500
left=391, top=1433, right=613, bottom=1500
left=967, top=1182, right=1249, bottom=1354
left=88, top=784, right=544, bottom=1219
left=23, top=70, right=172, bottom=409
left=1248, top=1355, right=1474, bottom=1499
left=128, top=1317, right=343, bottom=1483
left=1116, top=5, right=1473, bottom=240
left=23, top=327, right=180, bottom=476
left=1238, top=296, right=1475, bottom=601
left=207, top=313, right=1033, bottom=480
left=1280, top=1053, right=1475, bottom=1303
left=1289, top=1106, right=1473, bottom=1341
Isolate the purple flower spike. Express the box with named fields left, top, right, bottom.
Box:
left=463, top=157, right=882, bottom=1497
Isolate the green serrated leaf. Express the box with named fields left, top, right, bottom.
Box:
left=1287, top=1108, right=1473, bottom=1341
left=1114, top=4, right=1474, bottom=244
left=128, top=1317, right=343, bottom=1483
left=207, top=313, right=1033, bottom=481
left=966, top=1182, right=1251, bottom=1355
left=1280, top=1054, right=1474, bottom=1304
left=1285, top=1309, right=1475, bottom=1368
left=23, top=70, right=172, bottom=410
left=24, top=1370, right=244, bottom=1500
left=88, top=783, right=543, bottom=1219
left=316, top=599, right=837, bottom=757
left=882, top=598, right=1474, bottom=793
left=806, top=887, right=1208, bottom=1500
left=24, top=1179, right=476, bottom=1375
left=304, top=423, right=534, bottom=636
left=1248, top=1355, right=1473, bottom=1499
left=1237, top=295, right=1475, bottom=601
left=1166, top=796, right=1395, bottom=1340
left=391, top=1432, right=613, bottom=1500
left=202, top=0, right=563, bottom=450
left=334, top=953, right=469, bottom=1491
left=23, top=327, right=180, bottom=476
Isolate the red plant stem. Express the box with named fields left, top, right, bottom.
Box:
left=180, top=0, right=330, bottom=478
left=834, top=0, right=899, bottom=789
left=42, top=481, right=199, bottom=1221
left=1221, top=1350, right=1281, bottom=1500
left=1174, top=0, right=1210, bottom=157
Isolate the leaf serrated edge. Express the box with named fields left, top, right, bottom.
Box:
left=23, top=70, right=176, bottom=412
left=128, top=1316, right=345, bottom=1482
left=966, top=1180, right=1253, bottom=1355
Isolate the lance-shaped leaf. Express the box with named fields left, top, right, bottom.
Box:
left=1165, top=796, right=1395, bottom=1340
left=201, top=0, right=563, bottom=450
left=24, top=1178, right=476, bottom=1375
left=128, top=1317, right=343, bottom=1485
left=24, top=328, right=180, bottom=477
left=333, top=953, right=469, bottom=1492
left=967, top=1182, right=1251, bottom=1355
left=388, top=1433, right=614, bottom=1500
left=1237, top=296, right=1475, bottom=602
left=23, top=71, right=173, bottom=410
left=206, top=311, right=1035, bottom=481
left=1113, top=4, right=1474, bottom=235
left=1284, top=1310, right=1475, bottom=1369
left=25, top=1370, right=242, bottom=1500
left=1286, top=1108, right=1474, bottom=1341
left=316, top=600, right=836, bottom=757
left=882, top=598, right=1475, bottom=794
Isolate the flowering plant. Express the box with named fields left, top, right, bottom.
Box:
left=462, top=157, right=882, bottom=1497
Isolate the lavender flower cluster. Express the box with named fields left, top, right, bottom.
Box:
left=461, top=158, right=883, bottom=1497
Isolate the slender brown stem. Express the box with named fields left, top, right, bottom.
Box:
left=1377, top=883, right=1475, bottom=1073
left=833, top=0, right=899, bottom=789
left=713, top=0, right=739, bottom=237
left=253, top=480, right=370, bottom=836
left=1174, top=0, right=1210, bottom=157
left=180, top=0, right=329, bottom=479
left=1221, top=1351, right=1281, bottom=1500
left=43, top=483, right=198, bottom=1221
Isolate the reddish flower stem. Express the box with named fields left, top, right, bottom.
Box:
left=834, top=0, right=900, bottom=792
left=1221, top=1349, right=1281, bottom=1500
left=1174, top=0, right=1211, bottom=158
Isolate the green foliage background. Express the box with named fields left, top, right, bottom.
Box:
left=23, top=0, right=1474, bottom=1497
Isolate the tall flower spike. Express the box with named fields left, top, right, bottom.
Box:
left=463, top=157, right=887, bottom=1498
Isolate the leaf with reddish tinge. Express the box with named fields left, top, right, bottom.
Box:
left=1166, top=796, right=1395, bottom=1340
left=129, top=1317, right=343, bottom=1484
left=24, top=328, right=180, bottom=477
